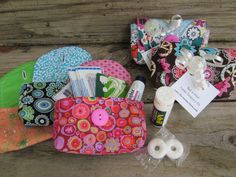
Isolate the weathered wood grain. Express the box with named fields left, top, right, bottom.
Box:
left=0, top=0, right=236, bottom=45
left=0, top=43, right=235, bottom=102
left=0, top=1, right=235, bottom=176
left=0, top=102, right=235, bottom=177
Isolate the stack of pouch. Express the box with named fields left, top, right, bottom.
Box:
left=18, top=46, right=92, bottom=127
left=0, top=61, right=52, bottom=153
left=0, top=46, right=92, bottom=153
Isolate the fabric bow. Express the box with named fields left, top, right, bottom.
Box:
left=175, top=48, right=208, bottom=90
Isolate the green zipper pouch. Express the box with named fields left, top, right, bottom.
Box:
left=0, top=61, right=36, bottom=108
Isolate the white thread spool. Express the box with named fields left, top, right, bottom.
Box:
left=147, top=138, right=167, bottom=159
left=166, top=139, right=184, bottom=160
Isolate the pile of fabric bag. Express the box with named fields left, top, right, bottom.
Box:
left=131, top=15, right=236, bottom=98
left=0, top=47, right=146, bottom=155
left=0, top=14, right=235, bottom=157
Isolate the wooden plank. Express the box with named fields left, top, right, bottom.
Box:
left=0, top=0, right=236, bottom=45
left=0, top=102, right=235, bottom=177
left=0, top=43, right=236, bottom=102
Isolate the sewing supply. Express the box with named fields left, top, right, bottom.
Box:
left=166, top=139, right=184, bottom=160
left=151, top=86, right=175, bottom=127
left=95, top=73, right=130, bottom=98
left=126, top=76, right=146, bottom=101
left=147, top=138, right=167, bottom=159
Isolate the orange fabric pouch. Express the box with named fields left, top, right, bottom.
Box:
left=0, top=107, right=52, bottom=153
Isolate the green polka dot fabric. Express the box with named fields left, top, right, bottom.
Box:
left=33, top=46, right=93, bottom=83
left=0, top=61, right=36, bottom=108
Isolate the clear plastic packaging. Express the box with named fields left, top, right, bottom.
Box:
left=135, top=127, right=190, bottom=170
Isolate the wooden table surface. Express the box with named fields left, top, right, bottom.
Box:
left=0, top=1, right=236, bottom=177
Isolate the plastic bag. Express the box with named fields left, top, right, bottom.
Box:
left=135, top=127, right=190, bottom=170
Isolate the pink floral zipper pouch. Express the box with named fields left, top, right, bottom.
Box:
left=53, top=97, right=146, bottom=155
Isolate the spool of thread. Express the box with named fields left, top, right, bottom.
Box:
left=147, top=138, right=167, bottom=159
left=166, top=139, right=184, bottom=160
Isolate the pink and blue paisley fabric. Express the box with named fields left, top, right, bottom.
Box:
left=131, top=18, right=209, bottom=65
left=151, top=41, right=236, bottom=98
left=53, top=97, right=146, bottom=155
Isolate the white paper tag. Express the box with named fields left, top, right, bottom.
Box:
left=171, top=72, right=220, bottom=118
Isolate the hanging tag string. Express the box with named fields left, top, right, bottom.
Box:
left=175, top=48, right=209, bottom=90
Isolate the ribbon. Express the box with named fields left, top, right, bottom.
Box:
left=199, top=49, right=225, bottom=67
left=164, top=14, right=183, bottom=35
left=175, top=48, right=208, bottom=90
left=144, top=14, right=183, bottom=39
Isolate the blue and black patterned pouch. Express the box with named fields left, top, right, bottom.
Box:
left=18, top=82, right=66, bottom=126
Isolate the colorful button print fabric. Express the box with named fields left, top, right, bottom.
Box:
left=53, top=97, right=146, bottom=155
left=33, top=46, right=92, bottom=83
left=0, top=107, right=52, bottom=153
left=151, top=41, right=236, bottom=98
left=130, top=18, right=209, bottom=65
left=18, top=82, right=66, bottom=126
left=81, top=60, right=133, bottom=85
left=0, top=61, right=35, bottom=108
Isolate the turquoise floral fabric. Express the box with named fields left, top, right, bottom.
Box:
left=33, top=46, right=93, bottom=83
